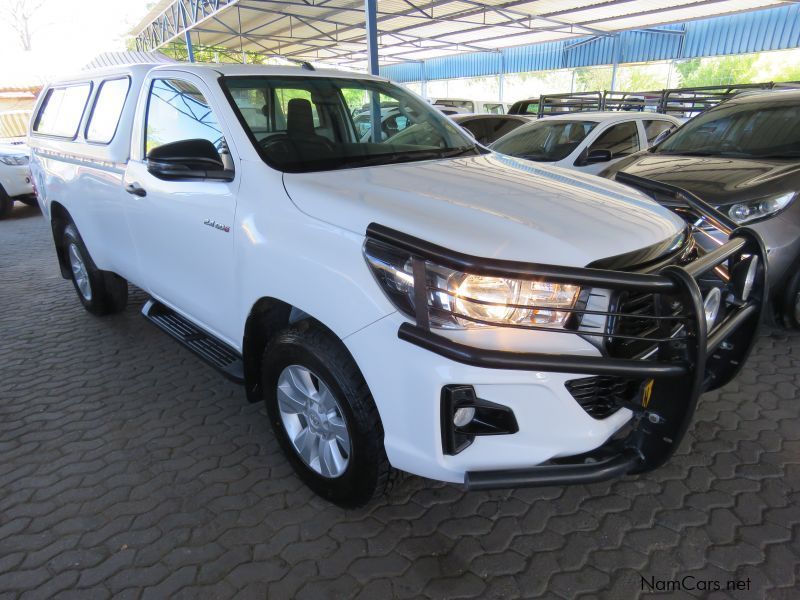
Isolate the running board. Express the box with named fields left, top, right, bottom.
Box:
left=142, top=299, right=244, bottom=383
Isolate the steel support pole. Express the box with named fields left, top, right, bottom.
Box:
left=184, top=30, right=195, bottom=63
left=610, top=35, right=620, bottom=91
left=365, top=0, right=381, bottom=142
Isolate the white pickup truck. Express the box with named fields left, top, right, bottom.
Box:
left=29, top=63, right=766, bottom=507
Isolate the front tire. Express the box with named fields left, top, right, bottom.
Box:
left=63, top=223, right=128, bottom=315
left=0, top=190, right=12, bottom=220
left=262, top=325, right=390, bottom=508
left=780, top=268, right=800, bottom=329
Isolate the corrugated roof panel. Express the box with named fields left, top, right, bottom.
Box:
left=425, top=51, right=502, bottom=79
left=682, top=3, right=800, bottom=56
left=502, top=40, right=564, bottom=73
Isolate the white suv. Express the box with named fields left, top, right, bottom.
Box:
left=0, top=142, right=35, bottom=219
left=29, top=64, right=765, bottom=507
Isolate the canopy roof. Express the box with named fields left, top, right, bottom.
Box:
left=132, top=0, right=789, bottom=69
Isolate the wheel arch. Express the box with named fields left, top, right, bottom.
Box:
left=242, top=297, right=360, bottom=404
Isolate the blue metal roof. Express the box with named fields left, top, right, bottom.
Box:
left=381, top=5, right=800, bottom=83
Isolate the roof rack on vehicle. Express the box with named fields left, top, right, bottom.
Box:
left=601, top=90, right=662, bottom=112
left=537, top=91, right=603, bottom=117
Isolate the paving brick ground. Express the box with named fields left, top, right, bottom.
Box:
left=1, top=203, right=798, bottom=599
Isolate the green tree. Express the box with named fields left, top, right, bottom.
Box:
left=675, top=55, right=758, bottom=87
left=573, top=66, right=612, bottom=92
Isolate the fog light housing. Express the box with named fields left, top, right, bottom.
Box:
left=453, top=407, right=476, bottom=427
left=703, top=287, right=722, bottom=329
left=441, top=385, right=519, bottom=455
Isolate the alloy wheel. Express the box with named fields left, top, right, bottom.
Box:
left=68, top=243, right=92, bottom=301
left=277, top=364, right=351, bottom=478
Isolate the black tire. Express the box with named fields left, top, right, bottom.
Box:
left=0, top=190, right=12, bottom=220
left=262, top=324, right=391, bottom=508
left=18, top=197, right=38, bottom=207
left=780, top=268, right=800, bottom=329
left=63, top=223, right=128, bottom=315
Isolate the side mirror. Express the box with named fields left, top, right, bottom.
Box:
left=576, top=148, right=613, bottom=166
left=651, top=127, right=675, bottom=147
left=147, top=138, right=233, bottom=181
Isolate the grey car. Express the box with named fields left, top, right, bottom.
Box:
left=601, top=89, right=800, bottom=327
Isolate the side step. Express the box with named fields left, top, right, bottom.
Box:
left=142, top=299, right=244, bottom=383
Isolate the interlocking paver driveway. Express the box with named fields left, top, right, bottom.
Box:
left=1, top=204, right=798, bottom=599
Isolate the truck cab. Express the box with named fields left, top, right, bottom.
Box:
left=29, top=63, right=766, bottom=507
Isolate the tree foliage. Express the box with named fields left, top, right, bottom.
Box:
left=675, top=55, right=758, bottom=87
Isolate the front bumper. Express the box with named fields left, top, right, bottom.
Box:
left=363, top=182, right=767, bottom=489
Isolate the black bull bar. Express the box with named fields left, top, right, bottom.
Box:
left=366, top=174, right=768, bottom=490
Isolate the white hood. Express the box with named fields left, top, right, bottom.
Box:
left=282, top=153, right=686, bottom=267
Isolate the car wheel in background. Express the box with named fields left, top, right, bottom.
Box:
left=262, top=324, right=391, bottom=508
left=62, top=223, right=128, bottom=315
left=780, top=268, right=800, bottom=329
left=0, top=189, right=12, bottom=219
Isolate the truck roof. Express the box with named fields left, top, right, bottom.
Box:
left=45, top=62, right=389, bottom=87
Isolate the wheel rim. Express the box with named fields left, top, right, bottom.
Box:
left=68, top=243, right=92, bottom=301
left=277, top=365, right=351, bottom=478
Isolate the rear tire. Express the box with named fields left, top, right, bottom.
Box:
left=63, top=223, right=128, bottom=315
left=262, top=324, right=390, bottom=508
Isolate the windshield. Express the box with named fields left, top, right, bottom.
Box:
left=221, top=76, right=478, bottom=172
left=656, top=100, right=800, bottom=159
left=490, top=120, right=597, bottom=161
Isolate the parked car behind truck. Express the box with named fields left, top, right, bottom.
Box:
left=600, top=89, right=800, bottom=328
left=29, top=63, right=765, bottom=507
left=0, top=143, right=35, bottom=219
left=490, top=112, right=681, bottom=175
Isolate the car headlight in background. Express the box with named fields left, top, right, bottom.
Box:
left=728, top=192, right=795, bottom=224
left=0, top=154, right=29, bottom=166
left=364, top=239, right=580, bottom=329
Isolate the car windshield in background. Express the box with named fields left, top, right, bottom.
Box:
left=221, top=76, right=478, bottom=172
left=490, top=120, right=597, bottom=162
left=656, top=101, right=800, bottom=159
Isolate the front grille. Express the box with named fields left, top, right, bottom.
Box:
left=565, top=376, right=642, bottom=419
left=609, top=291, right=662, bottom=359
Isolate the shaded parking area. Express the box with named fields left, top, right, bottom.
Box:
left=1, top=205, right=798, bottom=599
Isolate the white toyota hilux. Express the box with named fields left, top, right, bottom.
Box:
left=29, top=64, right=766, bottom=507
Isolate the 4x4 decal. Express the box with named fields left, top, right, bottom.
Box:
left=204, top=219, right=230, bottom=233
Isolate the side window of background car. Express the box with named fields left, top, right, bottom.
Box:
left=643, top=120, right=675, bottom=145
left=589, top=121, right=640, bottom=157
left=146, top=79, right=227, bottom=157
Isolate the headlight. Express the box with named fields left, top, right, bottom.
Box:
left=364, top=239, right=580, bottom=329
left=728, top=192, right=795, bottom=224
left=0, top=154, right=29, bottom=166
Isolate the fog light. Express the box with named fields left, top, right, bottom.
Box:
left=703, top=287, right=722, bottom=329
left=453, top=407, right=475, bottom=427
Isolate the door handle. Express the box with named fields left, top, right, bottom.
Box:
left=125, top=182, right=147, bottom=197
